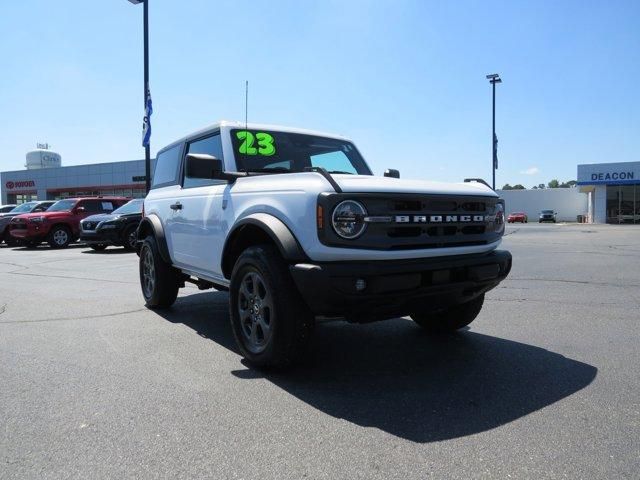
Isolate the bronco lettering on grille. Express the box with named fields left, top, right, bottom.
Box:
left=394, top=215, right=485, bottom=223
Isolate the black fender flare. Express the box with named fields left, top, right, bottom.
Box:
left=137, top=214, right=171, bottom=263
left=222, top=213, right=307, bottom=278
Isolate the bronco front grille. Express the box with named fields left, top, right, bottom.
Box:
left=318, top=193, right=502, bottom=250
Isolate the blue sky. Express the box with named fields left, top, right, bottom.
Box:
left=0, top=0, right=638, bottom=188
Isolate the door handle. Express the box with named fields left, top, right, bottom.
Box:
left=170, top=202, right=182, bottom=211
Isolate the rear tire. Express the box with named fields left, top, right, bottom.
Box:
left=410, top=294, right=485, bottom=333
left=48, top=225, right=71, bottom=248
left=139, top=235, right=180, bottom=309
left=229, top=244, right=314, bottom=369
left=90, top=244, right=107, bottom=251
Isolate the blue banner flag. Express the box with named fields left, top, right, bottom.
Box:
left=142, top=87, right=152, bottom=148
left=493, top=133, right=498, bottom=170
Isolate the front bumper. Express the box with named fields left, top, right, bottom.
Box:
left=80, top=229, right=122, bottom=245
left=289, top=250, right=512, bottom=321
left=9, top=224, right=49, bottom=241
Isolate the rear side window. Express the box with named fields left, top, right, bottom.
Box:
left=100, top=201, right=116, bottom=212
left=79, top=200, right=115, bottom=213
left=183, top=133, right=224, bottom=189
left=152, top=144, right=182, bottom=188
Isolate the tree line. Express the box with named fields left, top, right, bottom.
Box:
left=501, top=180, right=577, bottom=190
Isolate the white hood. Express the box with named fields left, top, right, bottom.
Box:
left=231, top=172, right=498, bottom=197
left=332, top=175, right=498, bottom=197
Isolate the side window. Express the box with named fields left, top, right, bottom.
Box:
left=152, top=144, right=182, bottom=188
left=100, top=201, right=115, bottom=212
left=80, top=200, right=100, bottom=213
left=183, top=134, right=224, bottom=188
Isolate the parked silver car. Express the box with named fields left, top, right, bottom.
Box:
left=539, top=209, right=557, bottom=223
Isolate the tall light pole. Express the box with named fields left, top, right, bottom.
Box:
left=128, top=0, right=151, bottom=193
left=486, top=73, right=501, bottom=190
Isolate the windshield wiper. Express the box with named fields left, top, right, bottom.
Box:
left=246, top=167, right=291, bottom=173
left=326, top=170, right=354, bottom=175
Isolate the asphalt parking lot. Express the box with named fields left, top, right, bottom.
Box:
left=1, top=224, right=639, bottom=479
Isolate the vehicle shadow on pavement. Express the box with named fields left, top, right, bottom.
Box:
left=155, top=291, right=598, bottom=444
left=81, top=248, right=134, bottom=255
left=9, top=244, right=86, bottom=251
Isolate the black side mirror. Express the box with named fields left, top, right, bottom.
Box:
left=384, top=169, right=400, bottom=178
left=186, top=153, right=224, bottom=179
left=185, top=154, right=248, bottom=183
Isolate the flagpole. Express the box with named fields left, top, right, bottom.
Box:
left=143, top=0, right=151, bottom=194
left=486, top=73, right=501, bottom=190
left=492, top=80, right=495, bottom=190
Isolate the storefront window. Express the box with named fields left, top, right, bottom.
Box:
left=606, top=185, right=639, bottom=224
left=9, top=194, right=38, bottom=204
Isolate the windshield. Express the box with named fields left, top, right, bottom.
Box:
left=112, top=199, right=143, bottom=215
left=47, top=199, right=77, bottom=212
left=541, top=210, right=554, bottom=214
left=9, top=202, right=38, bottom=213
left=231, top=129, right=371, bottom=175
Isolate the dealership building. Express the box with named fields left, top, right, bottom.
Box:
left=498, top=161, right=640, bottom=224
left=577, top=161, right=640, bottom=224
left=1, top=148, right=153, bottom=205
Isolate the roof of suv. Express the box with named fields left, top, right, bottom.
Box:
left=55, top=197, right=130, bottom=202
left=159, top=120, right=351, bottom=154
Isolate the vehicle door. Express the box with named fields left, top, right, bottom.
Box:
left=144, top=144, right=183, bottom=263
left=73, top=200, right=103, bottom=235
left=75, top=199, right=105, bottom=219
left=164, top=131, right=227, bottom=278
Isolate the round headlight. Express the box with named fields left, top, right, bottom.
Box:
left=332, top=200, right=367, bottom=239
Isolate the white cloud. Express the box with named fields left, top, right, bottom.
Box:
left=520, top=166, right=540, bottom=175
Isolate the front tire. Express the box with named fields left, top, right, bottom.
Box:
left=229, top=244, right=314, bottom=369
left=122, top=224, right=138, bottom=251
left=139, top=235, right=180, bottom=309
left=48, top=226, right=71, bottom=248
left=3, top=234, right=18, bottom=247
left=410, top=294, right=485, bottom=333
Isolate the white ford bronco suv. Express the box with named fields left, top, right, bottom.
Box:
left=138, top=121, right=511, bottom=368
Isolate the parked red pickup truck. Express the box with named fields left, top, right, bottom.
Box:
left=9, top=197, right=129, bottom=248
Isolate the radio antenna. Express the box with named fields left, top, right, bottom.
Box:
left=244, top=80, right=249, bottom=132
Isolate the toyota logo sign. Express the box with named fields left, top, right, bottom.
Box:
left=4, top=180, right=35, bottom=190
